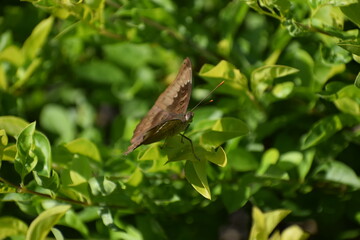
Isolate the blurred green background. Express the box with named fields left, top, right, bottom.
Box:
left=1, top=0, right=360, bottom=239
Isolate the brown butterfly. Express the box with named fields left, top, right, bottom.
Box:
left=124, top=57, right=195, bottom=156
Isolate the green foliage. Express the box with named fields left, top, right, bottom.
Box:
left=1, top=0, right=360, bottom=239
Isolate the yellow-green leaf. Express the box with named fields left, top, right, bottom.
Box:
left=185, top=160, right=211, bottom=199
left=22, top=16, right=54, bottom=59
left=26, top=205, right=71, bottom=240
left=0, top=217, right=28, bottom=239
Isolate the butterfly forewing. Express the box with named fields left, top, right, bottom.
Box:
left=124, top=58, right=193, bottom=155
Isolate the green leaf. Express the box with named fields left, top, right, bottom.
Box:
left=298, top=149, right=315, bottom=182
left=341, top=1, right=360, bottom=27
left=314, top=161, right=360, bottom=188
left=33, top=170, right=60, bottom=191
left=136, top=215, right=167, bottom=240
left=40, top=104, right=76, bottom=142
left=251, top=65, right=299, bottom=98
left=126, top=167, right=143, bottom=187
left=98, top=206, right=122, bottom=231
left=14, top=122, right=38, bottom=182
left=75, top=60, right=127, bottom=84
left=26, top=205, right=71, bottom=240
left=333, top=85, right=360, bottom=115
left=22, top=16, right=54, bottom=59
left=0, top=129, right=8, bottom=166
left=103, top=43, right=153, bottom=68
left=338, top=40, right=360, bottom=56
left=59, top=209, right=89, bottom=237
left=89, top=176, right=116, bottom=196
left=272, top=81, right=294, bottom=99
left=33, top=131, right=52, bottom=177
left=200, top=117, right=249, bottom=147
left=0, top=181, right=17, bottom=193
left=1, top=144, right=17, bottom=162
left=222, top=174, right=256, bottom=212
left=185, top=160, right=211, bottom=199
left=278, top=151, right=303, bottom=171
left=355, top=72, right=360, bottom=88
left=227, top=147, right=259, bottom=171
left=12, top=57, right=42, bottom=90
left=51, top=228, right=64, bottom=240
left=0, top=216, right=28, bottom=239
left=0, top=116, right=29, bottom=137
left=257, top=148, right=280, bottom=175
left=302, top=114, right=358, bottom=149
left=0, top=65, right=7, bottom=90
left=199, top=60, right=248, bottom=95
left=60, top=156, right=92, bottom=202
left=64, top=138, right=102, bottom=162
left=134, top=8, right=175, bottom=27
left=205, top=146, right=227, bottom=167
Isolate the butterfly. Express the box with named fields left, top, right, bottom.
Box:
left=124, top=57, right=196, bottom=156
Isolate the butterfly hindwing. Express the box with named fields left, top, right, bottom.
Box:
left=124, top=58, right=193, bottom=155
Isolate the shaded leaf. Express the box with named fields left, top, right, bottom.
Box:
left=302, top=114, right=358, bottom=149
left=201, top=117, right=249, bottom=147
left=314, top=161, right=360, bottom=188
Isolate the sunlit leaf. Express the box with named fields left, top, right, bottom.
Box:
left=334, top=85, right=360, bottom=115
left=14, top=122, right=38, bottom=181
left=26, top=205, right=71, bottom=240
left=280, top=225, right=309, bottom=240
left=185, top=160, right=211, bottom=199
left=199, top=60, right=248, bottom=95
left=257, top=148, right=279, bottom=175
left=22, top=16, right=54, bottom=59
left=251, top=65, right=299, bottom=98
left=0, top=116, right=29, bottom=137
left=64, top=138, right=102, bottom=162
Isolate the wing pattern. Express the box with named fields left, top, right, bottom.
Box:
left=124, top=58, right=192, bottom=155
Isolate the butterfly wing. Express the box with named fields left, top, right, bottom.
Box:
left=124, top=58, right=192, bottom=155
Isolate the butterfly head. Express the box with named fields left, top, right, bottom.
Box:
left=185, top=111, right=194, bottom=122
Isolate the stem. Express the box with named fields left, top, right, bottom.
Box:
left=0, top=177, right=129, bottom=209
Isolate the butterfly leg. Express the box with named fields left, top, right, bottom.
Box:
left=160, top=137, right=168, bottom=149
left=180, top=125, right=190, bottom=143
left=179, top=133, right=200, bottom=161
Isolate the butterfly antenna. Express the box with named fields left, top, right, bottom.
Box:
left=190, top=80, right=224, bottom=112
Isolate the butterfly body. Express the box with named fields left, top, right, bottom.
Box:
left=124, top=58, right=193, bottom=155
left=142, top=112, right=193, bottom=145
